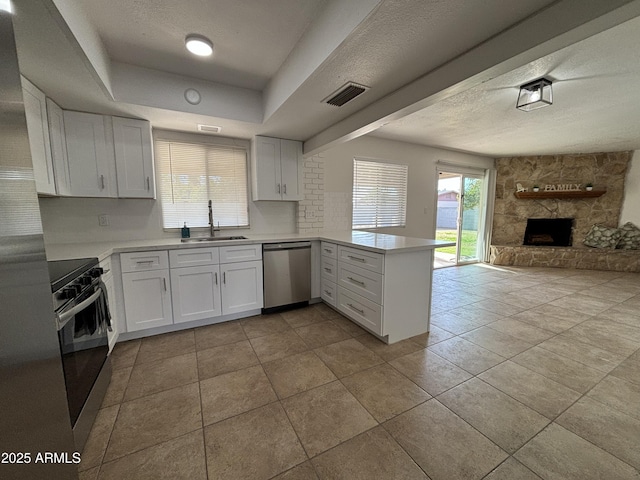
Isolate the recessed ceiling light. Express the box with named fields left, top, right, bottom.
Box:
left=185, top=34, right=213, bottom=56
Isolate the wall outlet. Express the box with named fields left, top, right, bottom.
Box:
left=98, top=214, right=110, bottom=226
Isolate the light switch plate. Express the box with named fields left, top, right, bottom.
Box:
left=98, top=214, right=109, bottom=226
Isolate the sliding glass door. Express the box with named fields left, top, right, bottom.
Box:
left=457, top=174, right=483, bottom=264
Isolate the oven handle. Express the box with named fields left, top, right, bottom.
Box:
left=56, top=287, right=103, bottom=331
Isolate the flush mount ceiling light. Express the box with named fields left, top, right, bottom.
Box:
left=516, top=77, right=553, bottom=111
left=185, top=34, right=213, bottom=56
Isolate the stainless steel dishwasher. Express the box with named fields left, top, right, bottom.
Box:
left=262, top=242, right=311, bottom=312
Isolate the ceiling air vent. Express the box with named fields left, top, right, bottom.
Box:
left=323, top=82, right=369, bottom=107
left=197, top=124, right=222, bottom=134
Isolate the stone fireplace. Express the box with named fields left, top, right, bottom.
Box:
left=523, top=218, right=573, bottom=246
left=490, top=151, right=639, bottom=271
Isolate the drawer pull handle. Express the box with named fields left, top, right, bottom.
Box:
left=324, top=248, right=332, bottom=253
left=347, top=277, right=366, bottom=287
left=277, top=183, right=281, bottom=194
left=215, top=272, right=218, bottom=285
left=347, top=255, right=366, bottom=262
left=136, top=260, right=154, bottom=265
left=163, top=278, right=167, bottom=291
left=146, top=176, right=150, bottom=190
left=223, top=272, right=226, bottom=284
left=100, top=174, right=105, bottom=189
left=323, top=290, right=332, bottom=297
left=324, top=267, right=332, bottom=273
left=283, top=184, right=287, bottom=194
left=347, top=303, right=365, bottom=315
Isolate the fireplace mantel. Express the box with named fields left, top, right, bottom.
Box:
left=514, top=190, right=606, bottom=199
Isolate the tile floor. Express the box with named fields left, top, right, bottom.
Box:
left=79, top=264, right=640, bottom=480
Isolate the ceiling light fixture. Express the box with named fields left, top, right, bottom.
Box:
left=516, top=78, right=553, bottom=111
left=185, top=34, right=213, bottom=57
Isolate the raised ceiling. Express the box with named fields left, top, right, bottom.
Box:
left=12, top=0, right=640, bottom=158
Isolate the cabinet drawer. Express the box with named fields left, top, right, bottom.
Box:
left=170, top=247, right=219, bottom=268
left=121, top=250, right=169, bottom=272
left=219, top=244, right=262, bottom=263
left=320, top=256, right=337, bottom=283
left=338, top=246, right=384, bottom=274
left=337, top=286, right=382, bottom=336
left=338, top=262, right=383, bottom=305
left=320, top=242, right=337, bottom=259
left=320, top=279, right=337, bottom=307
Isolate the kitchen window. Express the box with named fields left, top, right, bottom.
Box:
left=352, top=158, right=408, bottom=229
left=155, top=135, right=249, bottom=229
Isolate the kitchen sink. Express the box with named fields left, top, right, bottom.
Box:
left=181, top=236, right=248, bottom=243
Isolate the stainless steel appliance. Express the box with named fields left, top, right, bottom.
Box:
left=49, top=258, right=112, bottom=452
left=0, top=9, right=79, bottom=479
left=263, top=242, right=311, bottom=312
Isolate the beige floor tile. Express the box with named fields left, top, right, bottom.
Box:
left=580, top=317, right=640, bottom=342
left=535, top=335, right=627, bottom=373
left=610, top=353, right=640, bottom=385
left=281, top=307, right=326, bottom=328
left=98, top=430, right=207, bottom=480
left=478, top=361, right=581, bottom=419
left=485, top=319, right=555, bottom=344
left=438, top=378, right=549, bottom=453
left=579, top=285, right=637, bottom=303
left=587, top=375, right=640, bottom=420
left=329, top=314, right=367, bottom=336
left=104, top=383, right=201, bottom=462
left=355, top=335, right=423, bottom=361
left=526, top=303, right=589, bottom=323
left=110, top=340, right=140, bottom=370
left=240, top=314, right=290, bottom=339
left=124, top=352, right=198, bottom=401
left=548, top=293, right=619, bottom=315
left=410, top=325, right=455, bottom=347
left=556, top=396, right=640, bottom=470
left=263, top=351, right=336, bottom=398
left=461, top=326, right=533, bottom=358
left=560, top=323, right=640, bottom=356
left=598, top=304, right=640, bottom=327
left=474, top=299, right=529, bottom=316
left=341, top=364, right=430, bottom=422
left=196, top=340, right=259, bottom=380
left=281, top=381, right=377, bottom=457
left=249, top=330, right=309, bottom=363
left=385, top=400, right=508, bottom=480
left=389, top=349, right=472, bottom=396
left=514, top=423, right=639, bottom=480
left=484, top=458, right=542, bottom=480
left=194, top=320, right=246, bottom=350
left=314, top=338, right=384, bottom=378
left=272, top=461, right=318, bottom=480
left=430, top=313, right=487, bottom=335
left=204, top=403, right=307, bottom=480
left=509, top=309, right=580, bottom=333
left=136, top=330, right=195, bottom=364
left=312, top=427, right=428, bottom=480
left=200, top=365, right=277, bottom=426
left=79, top=405, right=119, bottom=471
left=428, top=337, right=505, bottom=375
left=101, top=366, right=131, bottom=407
left=294, top=321, right=351, bottom=348
left=79, top=467, right=99, bottom=480
left=511, top=346, right=606, bottom=393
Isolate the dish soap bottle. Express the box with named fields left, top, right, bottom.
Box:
left=181, top=222, right=190, bottom=238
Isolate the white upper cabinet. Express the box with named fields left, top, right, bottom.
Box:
left=64, top=111, right=118, bottom=198
left=21, top=76, right=55, bottom=195
left=46, top=98, right=71, bottom=196
left=251, top=136, right=302, bottom=201
left=112, top=117, right=155, bottom=198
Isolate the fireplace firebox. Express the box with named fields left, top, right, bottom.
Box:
left=523, top=218, right=574, bottom=246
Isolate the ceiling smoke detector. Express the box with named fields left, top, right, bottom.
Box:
left=323, top=82, right=369, bottom=107
left=197, top=124, right=222, bottom=134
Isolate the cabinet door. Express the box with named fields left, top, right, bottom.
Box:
left=46, top=98, right=71, bottom=196
left=220, top=260, right=263, bottom=315
left=280, top=139, right=302, bottom=200
left=64, top=111, right=117, bottom=197
left=252, top=136, right=281, bottom=200
left=122, top=270, right=172, bottom=332
left=113, top=117, right=155, bottom=198
left=171, top=265, right=222, bottom=324
left=21, top=77, right=55, bottom=195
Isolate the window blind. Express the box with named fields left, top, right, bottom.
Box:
left=155, top=140, right=249, bottom=228
left=352, top=158, right=408, bottom=228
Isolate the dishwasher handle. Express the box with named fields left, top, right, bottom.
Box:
left=263, top=242, right=311, bottom=251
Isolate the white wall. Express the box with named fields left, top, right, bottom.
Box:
left=621, top=151, right=640, bottom=225
left=39, top=196, right=296, bottom=245
left=322, top=135, right=494, bottom=238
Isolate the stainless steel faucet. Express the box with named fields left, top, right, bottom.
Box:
left=208, top=200, right=219, bottom=237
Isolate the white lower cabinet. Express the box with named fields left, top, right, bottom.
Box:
left=122, top=269, right=172, bottom=332
left=220, top=260, right=263, bottom=315
left=171, top=264, right=222, bottom=323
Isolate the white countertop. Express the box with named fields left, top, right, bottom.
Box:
left=45, top=230, right=455, bottom=262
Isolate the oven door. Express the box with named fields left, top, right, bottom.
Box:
left=56, top=284, right=109, bottom=427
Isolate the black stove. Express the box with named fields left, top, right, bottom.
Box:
left=48, top=257, right=99, bottom=293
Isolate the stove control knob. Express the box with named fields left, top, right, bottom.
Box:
left=89, top=267, right=104, bottom=278
left=79, top=275, right=93, bottom=286
left=62, top=287, right=78, bottom=299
